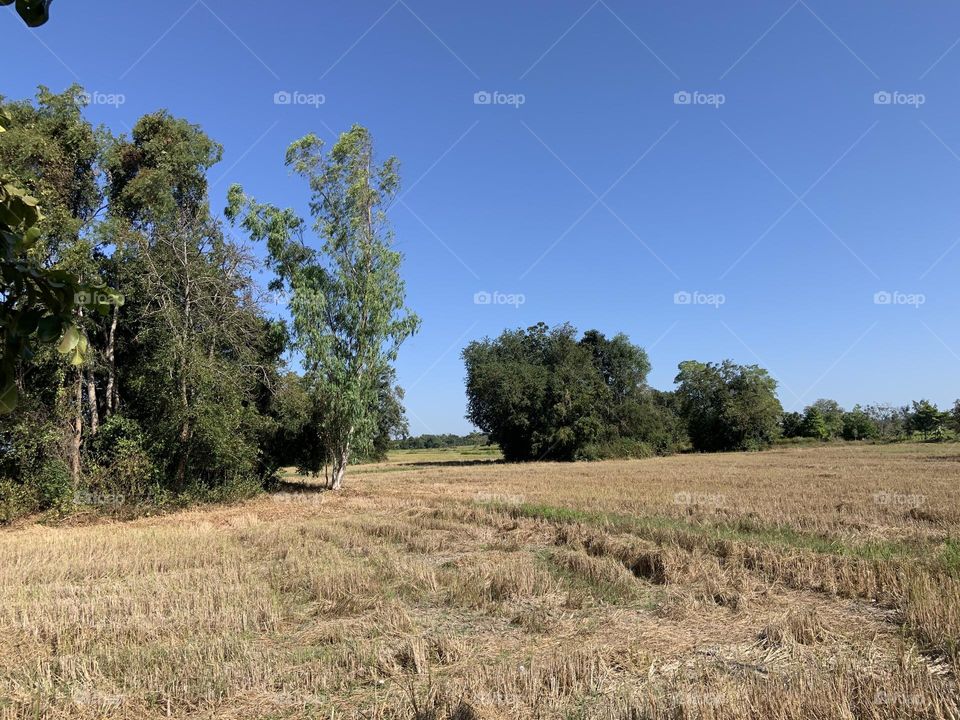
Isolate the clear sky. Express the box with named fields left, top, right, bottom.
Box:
left=5, top=1, right=960, bottom=434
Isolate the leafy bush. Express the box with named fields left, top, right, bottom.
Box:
left=84, top=415, right=158, bottom=500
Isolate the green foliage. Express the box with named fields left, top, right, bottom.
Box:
left=862, top=403, right=909, bottom=439
left=105, top=111, right=277, bottom=493
left=0, top=94, right=121, bottom=414
left=841, top=405, right=878, bottom=440
left=1, top=0, right=52, bottom=27
left=781, top=411, right=804, bottom=438
left=906, top=399, right=945, bottom=440
left=84, top=415, right=157, bottom=498
left=800, top=406, right=829, bottom=440
left=0, top=399, right=70, bottom=515
left=463, top=323, right=679, bottom=462
left=808, top=399, right=845, bottom=438
left=228, top=125, right=419, bottom=488
left=674, top=360, right=782, bottom=452
left=393, top=432, right=489, bottom=450
left=2, top=90, right=282, bottom=521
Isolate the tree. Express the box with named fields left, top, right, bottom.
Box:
left=863, top=403, right=909, bottom=439
left=228, top=125, right=419, bottom=489
left=105, top=111, right=280, bottom=491
left=0, top=88, right=123, bottom=489
left=799, top=406, right=829, bottom=440
left=842, top=405, right=878, bottom=440
left=906, top=399, right=943, bottom=440
left=463, top=323, right=599, bottom=461
left=463, top=323, right=679, bottom=461
left=1, top=0, right=52, bottom=27
left=951, top=400, right=960, bottom=434
left=781, top=411, right=804, bottom=438
left=807, top=399, right=844, bottom=438
left=674, top=360, right=782, bottom=451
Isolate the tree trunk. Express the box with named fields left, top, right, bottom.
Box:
left=174, top=371, right=191, bottom=490
left=104, top=305, right=118, bottom=416
left=69, top=367, right=83, bottom=486
left=86, top=364, right=99, bottom=436
left=329, top=442, right=350, bottom=490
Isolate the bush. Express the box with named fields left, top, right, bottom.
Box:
left=576, top=438, right=653, bottom=461
left=84, top=415, right=159, bottom=501
left=0, top=405, right=72, bottom=517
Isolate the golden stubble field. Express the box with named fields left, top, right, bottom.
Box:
left=2, top=443, right=959, bottom=719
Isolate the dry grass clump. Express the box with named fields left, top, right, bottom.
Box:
left=759, top=608, right=830, bottom=648
left=440, top=553, right=556, bottom=607
left=1, top=443, right=959, bottom=718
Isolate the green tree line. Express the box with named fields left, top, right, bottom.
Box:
left=0, top=87, right=416, bottom=520
left=462, top=323, right=960, bottom=461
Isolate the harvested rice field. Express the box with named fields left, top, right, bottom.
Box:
left=2, top=443, right=959, bottom=719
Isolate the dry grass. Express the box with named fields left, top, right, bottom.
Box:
left=2, top=443, right=959, bottom=718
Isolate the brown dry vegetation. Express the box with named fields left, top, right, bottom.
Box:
left=2, top=443, right=959, bottom=719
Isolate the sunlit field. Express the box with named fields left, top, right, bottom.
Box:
left=2, top=443, right=959, bottom=719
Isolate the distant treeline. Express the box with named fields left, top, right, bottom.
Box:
left=781, top=399, right=959, bottom=442
left=392, top=432, right=489, bottom=450
left=462, top=323, right=960, bottom=462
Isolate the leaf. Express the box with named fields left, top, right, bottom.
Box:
left=15, top=0, right=52, bottom=27
left=57, top=324, right=80, bottom=353
left=36, top=315, right=62, bottom=342
left=15, top=308, right=42, bottom=336
left=21, top=226, right=41, bottom=249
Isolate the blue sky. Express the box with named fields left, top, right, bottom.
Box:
left=5, top=1, right=960, bottom=433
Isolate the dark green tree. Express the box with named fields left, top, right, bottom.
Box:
left=906, top=399, right=943, bottom=440
left=841, top=405, right=878, bottom=440
left=674, top=360, right=782, bottom=451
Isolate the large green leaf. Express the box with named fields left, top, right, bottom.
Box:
left=57, top=324, right=79, bottom=353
